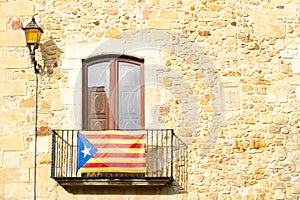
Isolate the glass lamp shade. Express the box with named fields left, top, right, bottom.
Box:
left=23, top=17, right=43, bottom=46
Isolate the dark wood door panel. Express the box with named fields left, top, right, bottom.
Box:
left=89, top=118, right=108, bottom=130
left=90, top=90, right=107, bottom=115
left=88, top=87, right=109, bottom=130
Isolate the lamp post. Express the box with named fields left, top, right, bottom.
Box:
left=23, top=16, right=43, bottom=200
left=23, top=16, right=43, bottom=74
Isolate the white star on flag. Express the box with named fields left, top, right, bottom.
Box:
left=81, top=145, right=91, bottom=158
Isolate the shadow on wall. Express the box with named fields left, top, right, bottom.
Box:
left=36, top=37, right=63, bottom=135
left=64, top=184, right=187, bottom=196
left=39, top=37, right=63, bottom=75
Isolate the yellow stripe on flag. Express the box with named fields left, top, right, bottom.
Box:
left=96, top=148, right=145, bottom=154
left=88, top=138, right=146, bottom=144
left=79, top=167, right=146, bottom=173
left=88, top=157, right=145, bottom=163
left=81, top=130, right=146, bottom=135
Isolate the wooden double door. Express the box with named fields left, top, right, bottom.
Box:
left=82, top=55, right=144, bottom=130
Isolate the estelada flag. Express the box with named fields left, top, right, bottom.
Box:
left=77, top=131, right=98, bottom=172
left=77, top=130, right=146, bottom=173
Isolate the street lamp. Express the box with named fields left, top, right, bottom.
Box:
left=22, top=16, right=44, bottom=200
left=23, top=16, right=43, bottom=74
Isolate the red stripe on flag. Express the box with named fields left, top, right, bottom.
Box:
left=85, top=134, right=145, bottom=140
left=93, top=153, right=145, bottom=158
left=93, top=143, right=145, bottom=148
left=82, top=162, right=146, bottom=168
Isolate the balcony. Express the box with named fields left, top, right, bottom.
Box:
left=51, top=129, right=188, bottom=187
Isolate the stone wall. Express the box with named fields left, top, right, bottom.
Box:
left=0, top=0, right=300, bottom=199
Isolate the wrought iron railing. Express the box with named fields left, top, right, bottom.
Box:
left=51, top=129, right=187, bottom=185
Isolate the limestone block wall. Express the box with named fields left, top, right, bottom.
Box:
left=0, top=0, right=300, bottom=199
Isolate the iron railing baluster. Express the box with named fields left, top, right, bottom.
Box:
left=156, top=129, right=159, bottom=177
left=160, top=129, right=163, bottom=177
left=165, top=129, right=168, bottom=177
left=50, top=130, right=56, bottom=178
left=66, top=130, right=70, bottom=177
left=62, top=130, right=65, bottom=177
left=57, top=131, right=61, bottom=177
left=151, top=129, right=154, bottom=177
left=146, top=129, right=149, bottom=177
left=170, top=130, right=174, bottom=179
left=70, top=130, right=74, bottom=177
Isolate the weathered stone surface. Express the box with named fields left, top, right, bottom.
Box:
left=107, top=8, right=118, bottom=15
left=225, top=87, right=240, bottom=111
left=2, top=151, right=21, bottom=167
left=262, top=3, right=273, bottom=9
left=0, top=2, right=34, bottom=16
left=0, top=109, right=26, bottom=123
left=0, top=31, right=25, bottom=47
left=244, top=116, right=256, bottom=124
left=39, top=153, right=51, bottom=164
left=37, top=136, right=50, bottom=153
left=4, top=168, right=29, bottom=183
left=250, top=10, right=268, bottom=23
left=266, top=94, right=277, bottom=103
left=91, top=1, right=103, bottom=8
left=273, top=113, right=289, bottom=125
left=104, top=27, right=121, bottom=39
left=0, top=81, right=26, bottom=96
left=272, top=181, right=286, bottom=189
left=253, top=23, right=286, bottom=39
left=42, top=89, right=60, bottom=99
left=16, top=72, right=35, bottom=81
left=242, top=84, right=254, bottom=92
left=260, top=112, right=273, bottom=124
left=51, top=99, right=65, bottom=111
left=269, top=10, right=296, bottom=21
left=275, top=147, right=287, bottom=161
left=148, top=20, right=171, bottom=29
left=249, top=78, right=271, bottom=85
left=269, top=125, right=281, bottom=134
left=20, top=97, right=34, bottom=108
left=0, top=58, right=29, bottom=69
left=159, top=10, right=180, bottom=19
left=5, top=183, right=32, bottom=199
left=20, top=153, right=34, bottom=168
left=37, top=126, right=51, bottom=136
left=0, top=47, right=5, bottom=57
left=291, top=183, right=300, bottom=194
left=0, top=136, right=25, bottom=151
left=0, top=69, right=6, bottom=81
left=0, top=17, right=7, bottom=31
left=11, top=19, right=23, bottom=30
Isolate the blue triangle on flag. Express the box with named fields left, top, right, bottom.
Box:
left=77, top=131, right=98, bottom=172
